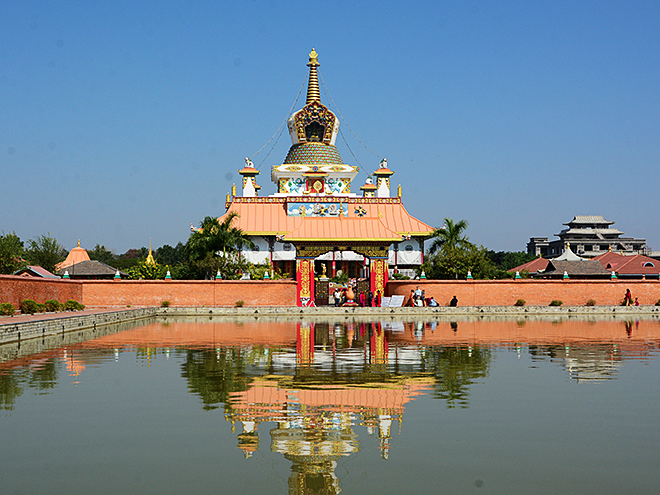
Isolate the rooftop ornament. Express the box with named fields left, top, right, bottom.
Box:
left=611, top=271, right=617, bottom=280
left=114, top=270, right=121, bottom=280
left=63, top=270, right=70, bottom=279
left=467, top=271, right=473, bottom=280
left=563, top=270, right=569, bottom=279
left=515, top=271, right=521, bottom=279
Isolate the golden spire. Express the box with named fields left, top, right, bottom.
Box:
left=306, top=48, right=321, bottom=104
left=77, top=239, right=80, bottom=247
left=146, top=238, right=156, bottom=265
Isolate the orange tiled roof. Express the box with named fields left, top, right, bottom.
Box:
left=509, top=257, right=550, bottom=274
left=219, top=197, right=434, bottom=239
left=593, top=252, right=660, bottom=276
left=285, top=216, right=401, bottom=242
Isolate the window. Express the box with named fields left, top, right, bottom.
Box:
left=404, top=245, right=414, bottom=252
left=283, top=243, right=292, bottom=251
left=644, top=262, right=655, bottom=268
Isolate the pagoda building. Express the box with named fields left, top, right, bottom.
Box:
left=527, top=215, right=647, bottom=258
left=219, top=49, right=433, bottom=306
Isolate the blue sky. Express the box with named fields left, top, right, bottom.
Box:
left=2, top=1, right=659, bottom=254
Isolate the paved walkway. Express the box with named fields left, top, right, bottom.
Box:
left=0, top=308, right=124, bottom=325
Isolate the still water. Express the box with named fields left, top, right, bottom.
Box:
left=1, top=316, right=660, bottom=494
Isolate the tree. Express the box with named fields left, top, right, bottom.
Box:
left=423, top=218, right=497, bottom=279
left=186, top=214, right=255, bottom=279
left=424, top=242, right=495, bottom=280
left=88, top=244, right=117, bottom=265
left=429, top=218, right=470, bottom=254
left=25, top=234, right=67, bottom=273
left=125, top=260, right=168, bottom=280
left=486, top=250, right=536, bottom=271
left=0, top=231, right=25, bottom=274
left=156, top=242, right=186, bottom=266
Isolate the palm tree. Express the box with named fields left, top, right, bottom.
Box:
left=186, top=214, right=255, bottom=278
left=429, top=218, right=470, bottom=254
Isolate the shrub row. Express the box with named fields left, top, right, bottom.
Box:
left=8, top=299, right=86, bottom=315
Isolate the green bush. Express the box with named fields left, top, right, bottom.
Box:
left=235, top=300, right=245, bottom=307
left=64, top=300, right=85, bottom=311
left=161, top=300, right=171, bottom=308
left=549, top=300, right=563, bottom=307
left=586, top=299, right=596, bottom=307
left=0, top=303, right=16, bottom=316
left=37, top=303, right=46, bottom=312
left=45, top=299, right=62, bottom=312
left=391, top=273, right=411, bottom=280
left=514, top=299, right=526, bottom=306
left=19, top=299, right=39, bottom=314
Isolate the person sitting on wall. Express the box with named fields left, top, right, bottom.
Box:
left=428, top=297, right=439, bottom=307
left=449, top=295, right=458, bottom=307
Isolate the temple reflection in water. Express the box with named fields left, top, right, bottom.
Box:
left=2, top=317, right=660, bottom=493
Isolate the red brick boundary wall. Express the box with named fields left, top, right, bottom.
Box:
left=0, top=275, right=82, bottom=307
left=3, top=275, right=659, bottom=308
left=387, top=279, right=660, bottom=306
left=81, top=279, right=298, bottom=307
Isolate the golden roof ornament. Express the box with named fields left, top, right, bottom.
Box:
left=146, top=238, right=156, bottom=265
left=306, top=48, right=321, bottom=104
left=77, top=239, right=81, bottom=247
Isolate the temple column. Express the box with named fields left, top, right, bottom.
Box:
left=296, top=258, right=315, bottom=307
left=370, top=257, right=389, bottom=305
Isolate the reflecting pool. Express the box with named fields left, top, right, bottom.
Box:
left=2, top=316, right=660, bottom=494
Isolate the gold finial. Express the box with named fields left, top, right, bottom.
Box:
left=397, top=184, right=402, bottom=197
left=306, top=48, right=321, bottom=104
left=232, top=183, right=236, bottom=197
left=608, top=244, right=612, bottom=252
left=226, top=192, right=230, bottom=203
left=145, top=238, right=156, bottom=265
left=308, top=48, right=319, bottom=66
left=339, top=199, right=344, bottom=217
left=77, top=239, right=80, bottom=248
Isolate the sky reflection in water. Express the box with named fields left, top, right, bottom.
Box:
left=1, top=316, right=660, bottom=494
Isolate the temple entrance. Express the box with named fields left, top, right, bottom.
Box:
left=315, top=279, right=329, bottom=306
left=294, top=242, right=391, bottom=307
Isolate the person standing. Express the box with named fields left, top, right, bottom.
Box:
left=624, top=289, right=632, bottom=306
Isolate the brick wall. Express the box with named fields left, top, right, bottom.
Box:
left=4, top=275, right=659, bottom=309
left=81, top=279, right=298, bottom=307
left=0, top=275, right=83, bottom=307
left=387, top=279, right=660, bottom=306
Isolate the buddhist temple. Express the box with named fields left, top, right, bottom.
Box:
left=219, top=49, right=433, bottom=306
left=527, top=216, right=647, bottom=258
